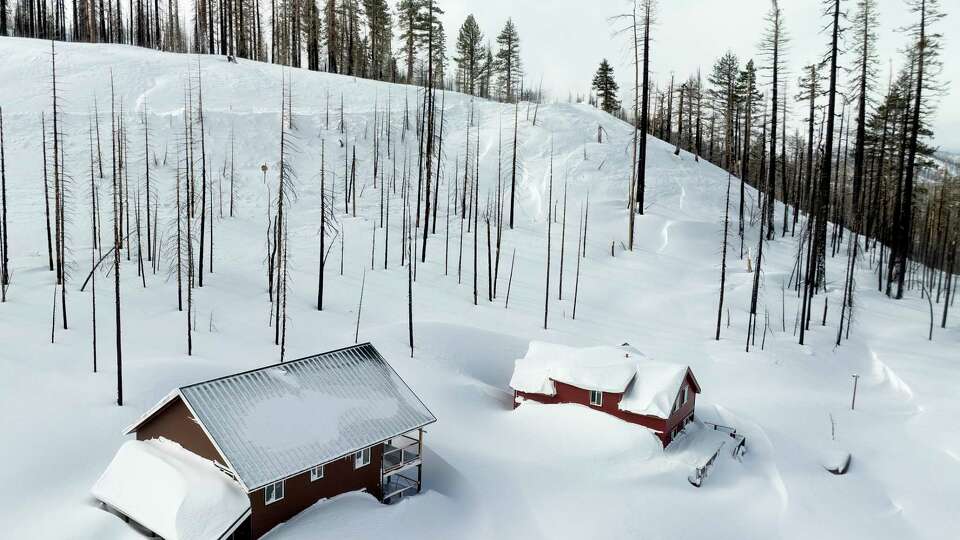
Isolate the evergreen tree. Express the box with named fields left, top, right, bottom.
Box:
left=455, top=14, right=484, bottom=95
left=494, top=18, right=522, bottom=102
left=708, top=51, right=739, bottom=172
left=324, top=0, right=339, bottom=72
left=481, top=45, right=494, bottom=98
left=422, top=3, right=445, bottom=84
left=396, top=0, right=423, bottom=82
left=362, top=0, right=392, bottom=79
left=591, top=59, right=620, bottom=114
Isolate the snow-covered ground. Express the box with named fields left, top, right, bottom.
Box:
left=1, top=38, right=958, bottom=540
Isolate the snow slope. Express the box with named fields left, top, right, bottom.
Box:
left=1, top=38, right=958, bottom=540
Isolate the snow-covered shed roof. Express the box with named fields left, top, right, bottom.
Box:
left=509, top=341, right=699, bottom=418
left=130, top=343, right=436, bottom=491
left=92, top=438, right=251, bottom=540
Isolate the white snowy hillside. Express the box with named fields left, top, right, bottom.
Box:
left=1, top=37, right=959, bottom=540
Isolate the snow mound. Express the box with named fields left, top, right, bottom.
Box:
left=821, top=445, right=853, bottom=475
left=509, top=341, right=694, bottom=417
left=91, top=438, right=250, bottom=540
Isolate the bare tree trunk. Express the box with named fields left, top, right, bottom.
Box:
left=0, top=107, right=7, bottom=302
left=42, top=113, right=54, bottom=272
left=144, top=104, right=152, bottom=262
left=110, top=75, right=124, bottom=406
left=558, top=182, right=567, bottom=300
left=354, top=268, right=366, bottom=343
left=197, top=65, right=208, bottom=287
left=543, top=148, right=554, bottom=329
left=318, top=141, right=326, bottom=309
left=573, top=205, right=583, bottom=320
left=505, top=248, right=516, bottom=309
left=509, top=100, right=519, bottom=228
left=716, top=172, right=731, bottom=340
left=88, top=117, right=99, bottom=372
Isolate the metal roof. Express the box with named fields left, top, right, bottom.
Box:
left=177, top=343, right=436, bottom=491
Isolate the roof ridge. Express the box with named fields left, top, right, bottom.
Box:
left=179, top=342, right=376, bottom=391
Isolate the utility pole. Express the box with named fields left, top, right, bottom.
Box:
left=850, top=374, right=860, bottom=410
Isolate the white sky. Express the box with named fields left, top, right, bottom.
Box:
left=439, top=0, right=959, bottom=151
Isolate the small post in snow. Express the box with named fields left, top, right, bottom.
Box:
left=850, top=374, right=860, bottom=410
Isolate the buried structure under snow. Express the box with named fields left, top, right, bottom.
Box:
left=92, top=343, right=437, bottom=539
left=509, top=342, right=700, bottom=446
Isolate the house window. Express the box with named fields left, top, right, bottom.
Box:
left=310, top=465, right=324, bottom=481
left=264, top=480, right=284, bottom=505
left=589, top=390, right=603, bottom=406
left=673, top=386, right=688, bottom=413
left=354, top=447, right=371, bottom=469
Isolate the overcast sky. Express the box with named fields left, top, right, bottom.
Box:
left=439, top=0, right=958, bottom=151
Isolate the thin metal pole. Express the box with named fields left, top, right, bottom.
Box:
left=851, top=374, right=860, bottom=410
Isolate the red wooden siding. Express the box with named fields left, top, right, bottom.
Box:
left=248, top=444, right=384, bottom=539
left=135, top=396, right=228, bottom=466
left=135, top=396, right=386, bottom=539
left=514, top=374, right=698, bottom=446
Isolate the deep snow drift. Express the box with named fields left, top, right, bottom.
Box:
left=0, top=38, right=958, bottom=540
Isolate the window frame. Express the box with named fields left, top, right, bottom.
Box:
left=310, top=464, right=325, bottom=482
left=673, top=385, right=688, bottom=413
left=589, top=389, right=603, bottom=407
left=354, top=447, right=371, bottom=469
left=264, top=480, right=285, bottom=505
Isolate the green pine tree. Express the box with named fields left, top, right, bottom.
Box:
left=494, top=18, right=522, bottom=102
left=455, top=15, right=484, bottom=95
left=592, top=59, right=620, bottom=114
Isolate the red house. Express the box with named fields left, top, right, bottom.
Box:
left=92, top=343, right=436, bottom=540
left=509, top=342, right=700, bottom=446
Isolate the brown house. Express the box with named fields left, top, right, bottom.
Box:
left=509, top=342, right=700, bottom=446
left=92, top=343, right=437, bottom=540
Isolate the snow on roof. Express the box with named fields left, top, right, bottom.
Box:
left=509, top=341, right=695, bottom=418
left=510, top=342, right=643, bottom=394
left=618, top=362, right=692, bottom=418
left=123, top=390, right=179, bottom=436
left=177, top=343, right=436, bottom=491
left=91, top=438, right=250, bottom=540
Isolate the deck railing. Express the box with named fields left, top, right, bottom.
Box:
left=703, top=421, right=747, bottom=460
left=382, top=433, right=421, bottom=474
left=381, top=431, right=423, bottom=504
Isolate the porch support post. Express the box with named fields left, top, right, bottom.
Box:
left=417, top=428, right=424, bottom=493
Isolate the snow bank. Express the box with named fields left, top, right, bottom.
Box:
left=91, top=438, right=250, bottom=540
left=509, top=341, right=693, bottom=418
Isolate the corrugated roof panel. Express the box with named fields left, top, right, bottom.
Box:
left=179, top=343, right=436, bottom=491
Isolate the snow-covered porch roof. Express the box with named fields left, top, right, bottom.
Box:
left=91, top=438, right=251, bottom=540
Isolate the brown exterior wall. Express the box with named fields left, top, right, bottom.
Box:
left=249, top=444, right=384, bottom=539
left=514, top=375, right=698, bottom=446
left=135, top=396, right=227, bottom=465
left=133, top=397, right=392, bottom=539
